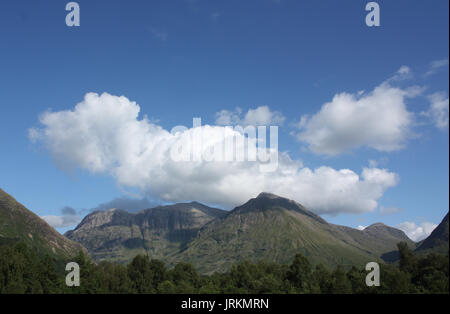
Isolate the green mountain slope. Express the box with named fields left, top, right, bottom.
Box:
left=65, top=202, right=227, bottom=263
left=170, top=193, right=415, bottom=273
left=416, top=212, right=449, bottom=255
left=0, top=188, right=84, bottom=259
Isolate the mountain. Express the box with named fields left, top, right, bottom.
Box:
left=65, top=202, right=226, bottom=263
left=169, top=193, right=415, bottom=273
left=416, top=212, right=449, bottom=255
left=65, top=192, right=415, bottom=273
left=0, top=188, right=84, bottom=259
left=332, top=222, right=416, bottom=262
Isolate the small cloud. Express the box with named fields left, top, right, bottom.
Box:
left=396, top=221, right=438, bottom=241
left=215, top=106, right=285, bottom=126
left=379, top=206, right=403, bottom=215
left=422, top=92, right=449, bottom=131
left=28, top=128, right=41, bottom=143
left=91, top=197, right=159, bottom=213
left=368, top=158, right=389, bottom=169
left=211, top=12, right=221, bottom=21
left=425, top=59, right=449, bottom=76
left=357, top=225, right=367, bottom=230
left=388, top=66, right=413, bottom=82
left=41, top=206, right=81, bottom=229
left=61, top=206, right=77, bottom=216
left=294, top=80, right=417, bottom=155
left=148, top=27, right=168, bottom=42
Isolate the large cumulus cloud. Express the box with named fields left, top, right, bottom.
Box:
left=30, top=92, right=398, bottom=215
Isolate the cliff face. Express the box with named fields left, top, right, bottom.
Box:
left=65, top=192, right=425, bottom=274
left=65, top=202, right=226, bottom=263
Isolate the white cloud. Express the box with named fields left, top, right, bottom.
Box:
left=211, top=12, right=221, bottom=21
left=30, top=92, right=399, bottom=215
left=41, top=207, right=81, bottom=229
left=425, top=59, right=449, bottom=76
left=423, top=92, right=449, bottom=130
left=215, top=106, right=285, bottom=126
left=148, top=27, right=168, bottom=41
left=357, top=225, right=367, bottom=230
left=295, top=81, right=418, bottom=155
left=396, top=221, right=438, bottom=242
left=388, top=66, right=413, bottom=82
left=91, top=197, right=158, bottom=213
left=379, top=206, right=403, bottom=215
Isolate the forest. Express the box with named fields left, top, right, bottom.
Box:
left=0, top=242, right=448, bottom=294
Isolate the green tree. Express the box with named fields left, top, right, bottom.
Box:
left=286, top=253, right=316, bottom=293
left=398, top=242, right=417, bottom=274
left=329, top=266, right=352, bottom=294
left=127, top=254, right=155, bottom=293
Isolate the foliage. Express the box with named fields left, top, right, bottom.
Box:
left=0, top=242, right=448, bottom=294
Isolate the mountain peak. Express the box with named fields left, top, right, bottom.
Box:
left=366, top=222, right=387, bottom=229
left=232, top=192, right=328, bottom=225
left=256, top=192, right=282, bottom=199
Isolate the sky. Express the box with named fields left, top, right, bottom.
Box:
left=0, top=0, right=448, bottom=241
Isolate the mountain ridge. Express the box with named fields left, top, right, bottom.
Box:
left=65, top=201, right=227, bottom=263
left=415, top=212, right=449, bottom=255
left=2, top=187, right=426, bottom=274
left=170, top=193, right=415, bottom=273
left=0, top=188, right=84, bottom=259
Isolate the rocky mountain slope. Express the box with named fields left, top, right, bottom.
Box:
left=416, top=212, right=449, bottom=255
left=170, top=192, right=415, bottom=273
left=65, top=202, right=226, bottom=263
left=66, top=192, right=416, bottom=273
left=0, top=188, right=84, bottom=259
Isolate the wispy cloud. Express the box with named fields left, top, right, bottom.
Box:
left=388, top=65, right=413, bottom=82
left=215, top=106, right=285, bottom=126
left=41, top=206, right=81, bottom=229
left=211, top=12, right=221, bottom=21
left=422, top=92, right=449, bottom=131
left=425, top=59, right=449, bottom=76
left=379, top=206, right=403, bottom=215
left=148, top=27, right=168, bottom=42
left=90, top=197, right=159, bottom=213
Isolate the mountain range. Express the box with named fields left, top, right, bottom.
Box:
left=65, top=202, right=226, bottom=263
left=65, top=192, right=422, bottom=273
left=0, top=187, right=447, bottom=274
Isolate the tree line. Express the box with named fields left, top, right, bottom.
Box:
left=0, top=242, right=448, bottom=294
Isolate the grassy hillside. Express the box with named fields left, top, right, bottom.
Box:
left=169, top=193, right=414, bottom=273
left=416, top=213, right=449, bottom=255
left=0, top=188, right=84, bottom=259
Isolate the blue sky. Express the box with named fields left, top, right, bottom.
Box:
left=0, top=0, right=448, bottom=240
